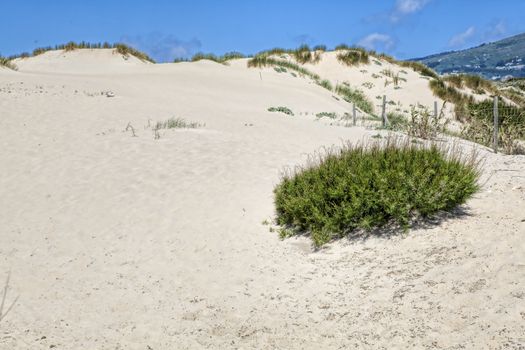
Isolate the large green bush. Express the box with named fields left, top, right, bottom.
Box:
left=274, top=139, right=480, bottom=246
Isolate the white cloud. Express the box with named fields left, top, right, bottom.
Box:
left=448, top=26, right=476, bottom=48
left=358, top=33, right=395, bottom=52
left=484, top=20, right=506, bottom=41
left=120, top=33, right=202, bottom=62
left=390, top=0, right=430, bottom=22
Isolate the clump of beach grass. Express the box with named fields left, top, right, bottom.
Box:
left=0, top=56, right=17, bottom=70
left=274, top=136, right=480, bottom=246
left=335, top=84, right=374, bottom=114
left=268, top=106, right=294, bottom=116
left=336, top=48, right=370, bottom=66
left=154, top=117, right=202, bottom=130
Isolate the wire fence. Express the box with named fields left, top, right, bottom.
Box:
left=372, top=95, right=525, bottom=155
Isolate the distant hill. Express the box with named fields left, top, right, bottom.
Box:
left=413, top=32, right=525, bottom=80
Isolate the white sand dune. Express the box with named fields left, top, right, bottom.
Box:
left=1, top=50, right=524, bottom=349
left=12, top=49, right=151, bottom=75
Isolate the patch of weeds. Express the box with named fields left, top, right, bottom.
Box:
left=335, top=85, right=374, bottom=114
left=268, top=106, right=294, bottom=116
left=362, top=82, right=374, bottom=89
left=337, top=49, right=370, bottom=66
left=316, top=112, right=337, bottom=119
left=155, top=117, right=202, bottom=130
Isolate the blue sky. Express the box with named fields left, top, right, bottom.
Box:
left=1, top=0, right=524, bottom=62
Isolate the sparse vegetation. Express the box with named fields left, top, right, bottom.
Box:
left=461, top=100, right=525, bottom=154
left=9, top=41, right=155, bottom=63
left=336, top=49, right=369, bottom=66
left=268, top=106, right=294, bottom=116
left=362, top=82, right=374, bottom=89
left=406, top=103, right=449, bottom=139
left=316, top=112, right=337, bottom=119
left=335, top=84, right=374, bottom=114
left=191, top=51, right=246, bottom=64
left=399, top=61, right=438, bottom=79
left=317, top=79, right=333, bottom=91
left=274, top=137, right=480, bottom=246
left=247, top=56, right=320, bottom=80
left=155, top=117, right=202, bottom=130
left=0, top=56, right=17, bottom=70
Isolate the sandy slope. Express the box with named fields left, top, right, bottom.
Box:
left=0, top=50, right=524, bottom=349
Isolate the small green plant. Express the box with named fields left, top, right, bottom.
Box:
left=274, top=137, right=480, bottom=246
left=154, top=117, right=202, bottom=130
left=362, top=81, right=374, bottom=89
left=316, top=112, right=337, bottom=119
left=380, top=69, right=395, bottom=78
left=268, top=106, right=294, bottom=116
left=382, top=112, right=408, bottom=131
left=371, top=73, right=381, bottom=79
left=406, top=103, right=449, bottom=139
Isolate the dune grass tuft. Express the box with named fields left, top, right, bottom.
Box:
left=248, top=56, right=320, bottom=80
left=274, top=137, right=480, bottom=246
left=268, top=106, right=294, bottom=116
left=336, top=49, right=370, bottom=66
left=398, top=61, right=438, bottom=79
left=335, top=84, right=374, bottom=114
left=155, top=117, right=202, bottom=130
left=0, top=56, right=17, bottom=70
left=190, top=51, right=246, bottom=64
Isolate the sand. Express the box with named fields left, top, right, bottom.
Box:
left=1, top=49, right=524, bottom=349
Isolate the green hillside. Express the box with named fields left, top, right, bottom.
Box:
left=414, top=32, right=525, bottom=80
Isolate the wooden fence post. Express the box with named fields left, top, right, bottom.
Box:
left=493, top=96, right=499, bottom=153
left=382, top=95, right=387, bottom=127
left=434, top=101, right=438, bottom=119
left=352, top=103, right=356, bottom=126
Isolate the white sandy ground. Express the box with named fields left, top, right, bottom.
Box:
left=0, top=49, right=524, bottom=349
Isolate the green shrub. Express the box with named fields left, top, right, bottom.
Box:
left=268, top=106, right=294, bottom=116
left=274, top=138, right=480, bottom=246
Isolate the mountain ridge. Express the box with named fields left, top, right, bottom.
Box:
left=413, top=32, right=525, bottom=80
